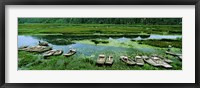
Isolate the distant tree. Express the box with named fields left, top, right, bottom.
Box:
left=18, top=18, right=182, bottom=25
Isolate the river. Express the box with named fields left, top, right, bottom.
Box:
left=18, top=34, right=182, bottom=58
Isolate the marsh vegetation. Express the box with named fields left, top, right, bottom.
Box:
left=18, top=18, right=182, bottom=70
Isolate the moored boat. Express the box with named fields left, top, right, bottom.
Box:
left=43, top=50, right=55, bottom=57
left=143, top=56, right=161, bottom=67
left=150, top=56, right=172, bottom=68
left=53, top=50, right=63, bottom=56
left=135, top=56, right=144, bottom=66
left=63, top=49, right=76, bottom=57
left=38, top=41, right=49, bottom=46
left=141, top=55, right=149, bottom=59
left=96, top=54, right=106, bottom=65
left=18, top=45, right=28, bottom=51
left=25, top=45, right=52, bottom=53
left=120, top=56, right=136, bottom=65
left=105, top=56, right=114, bottom=65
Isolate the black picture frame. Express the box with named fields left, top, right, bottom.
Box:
left=0, top=0, right=199, bottom=88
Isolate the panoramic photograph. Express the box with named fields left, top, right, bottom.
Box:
left=18, top=18, right=182, bottom=70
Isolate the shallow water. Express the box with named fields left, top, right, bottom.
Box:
left=18, top=34, right=181, bottom=58
left=18, top=36, right=136, bottom=58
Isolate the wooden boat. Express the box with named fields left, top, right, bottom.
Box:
left=105, top=56, right=114, bottom=65
left=143, top=56, right=161, bottom=67
left=53, top=50, right=63, bottom=56
left=149, top=56, right=172, bottom=68
left=43, top=50, right=55, bottom=57
left=96, top=54, right=106, bottom=65
left=141, top=55, right=149, bottom=59
left=26, top=45, right=52, bottom=53
left=135, top=56, right=144, bottom=66
left=120, top=56, right=136, bottom=65
left=18, top=46, right=28, bottom=51
left=38, top=41, right=49, bottom=46
left=63, top=49, right=76, bottom=57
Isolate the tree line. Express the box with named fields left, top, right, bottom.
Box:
left=18, top=18, right=182, bottom=25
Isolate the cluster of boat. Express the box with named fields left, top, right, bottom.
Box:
left=120, top=55, right=173, bottom=68
left=96, top=54, right=174, bottom=68
left=18, top=45, right=52, bottom=53
left=18, top=41, right=77, bottom=57
left=19, top=41, right=181, bottom=69
left=96, top=55, right=114, bottom=65
left=42, top=49, right=76, bottom=57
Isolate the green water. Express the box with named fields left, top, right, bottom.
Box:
left=18, top=35, right=181, bottom=60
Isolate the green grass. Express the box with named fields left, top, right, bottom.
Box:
left=18, top=37, right=182, bottom=70
left=18, top=23, right=182, bottom=35
left=18, top=48, right=182, bottom=70
left=18, top=23, right=182, bottom=70
left=137, top=39, right=182, bottom=48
